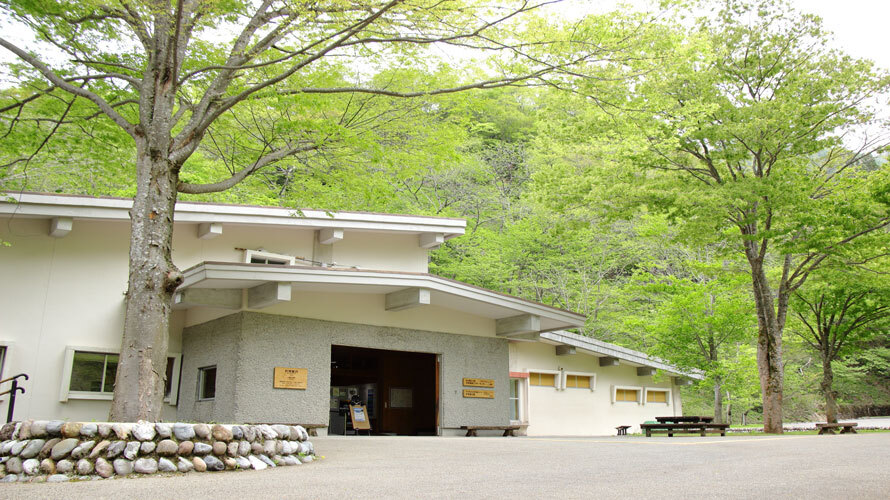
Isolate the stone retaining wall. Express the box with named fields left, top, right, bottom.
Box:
left=0, top=420, right=315, bottom=483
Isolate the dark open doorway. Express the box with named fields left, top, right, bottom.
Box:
left=329, top=345, right=438, bottom=436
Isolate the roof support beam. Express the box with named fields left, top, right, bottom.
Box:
left=555, top=345, right=576, bottom=356
left=385, top=287, right=431, bottom=311
left=197, top=222, right=222, bottom=239
left=49, top=217, right=73, bottom=238
left=247, top=282, right=291, bottom=309
left=173, top=288, right=242, bottom=309
left=419, top=232, right=444, bottom=249
left=599, top=356, right=619, bottom=367
left=636, top=367, right=657, bottom=377
left=496, top=314, right=540, bottom=337
left=674, top=377, right=694, bottom=386
left=318, top=228, right=344, bottom=245
left=505, top=332, right=540, bottom=342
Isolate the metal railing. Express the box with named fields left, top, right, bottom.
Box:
left=0, top=373, right=28, bottom=423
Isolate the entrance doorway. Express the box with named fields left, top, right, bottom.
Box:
left=330, top=345, right=438, bottom=436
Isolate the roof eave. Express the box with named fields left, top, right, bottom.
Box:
left=540, top=331, right=704, bottom=379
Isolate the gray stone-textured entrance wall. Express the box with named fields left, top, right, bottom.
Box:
left=178, top=312, right=510, bottom=430
left=177, top=314, right=242, bottom=423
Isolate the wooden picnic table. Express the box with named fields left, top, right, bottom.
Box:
left=815, top=422, right=858, bottom=435
left=641, top=421, right=728, bottom=437
left=655, top=416, right=714, bottom=424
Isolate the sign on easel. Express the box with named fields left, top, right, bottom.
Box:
left=349, top=405, right=372, bottom=431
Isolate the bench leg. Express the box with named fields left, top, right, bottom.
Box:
left=465, top=429, right=476, bottom=437
left=309, top=428, right=318, bottom=437
left=645, top=429, right=651, bottom=437
left=503, top=429, right=514, bottom=437
left=841, top=427, right=857, bottom=434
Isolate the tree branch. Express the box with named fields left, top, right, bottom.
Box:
left=0, top=37, right=137, bottom=137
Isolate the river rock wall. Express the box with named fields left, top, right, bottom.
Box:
left=0, top=420, right=315, bottom=483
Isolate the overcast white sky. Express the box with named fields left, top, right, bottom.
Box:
left=2, top=1, right=888, bottom=68
left=791, top=0, right=890, bottom=69
left=575, top=0, right=890, bottom=69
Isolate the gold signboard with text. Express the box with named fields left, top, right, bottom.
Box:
left=273, top=367, right=308, bottom=390
left=462, top=378, right=495, bottom=388
left=463, top=389, right=495, bottom=399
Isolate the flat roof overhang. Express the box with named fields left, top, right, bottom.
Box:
left=175, top=262, right=586, bottom=337
left=1, top=191, right=466, bottom=241
left=539, top=330, right=704, bottom=380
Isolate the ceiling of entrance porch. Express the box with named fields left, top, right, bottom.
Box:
left=175, top=261, right=585, bottom=333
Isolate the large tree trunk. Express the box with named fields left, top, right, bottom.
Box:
left=821, top=356, right=838, bottom=424
left=109, top=143, right=182, bottom=422
left=745, top=245, right=784, bottom=434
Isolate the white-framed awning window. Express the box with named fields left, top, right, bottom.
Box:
left=59, top=346, right=181, bottom=405
left=611, top=385, right=643, bottom=405
left=644, top=387, right=671, bottom=405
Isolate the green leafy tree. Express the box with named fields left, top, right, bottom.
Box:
left=0, top=0, right=633, bottom=421
left=789, top=264, right=890, bottom=423
left=538, top=0, right=890, bottom=432
left=624, top=242, right=757, bottom=423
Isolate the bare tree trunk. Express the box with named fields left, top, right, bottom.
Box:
left=821, top=356, right=838, bottom=424
left=745, top=245, right=784, bottom=434
left=713, top=379, right=724, bottom=424
left=109, top=142, right=183, bottom=422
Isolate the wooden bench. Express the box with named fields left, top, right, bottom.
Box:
left=616, top=425, right=631, bottom=436
left=815, top=422, right=858, bottom=435
left=461, top=425, right=520, bottom=437
left=640, top=422, right=729, bottom=437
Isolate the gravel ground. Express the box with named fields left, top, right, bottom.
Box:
left=2, top=433, right=889, bottom=499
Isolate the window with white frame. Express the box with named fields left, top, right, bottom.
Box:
left=509, top=378, right=525, bottom=422
left=244, top=249, right=296, bottom=265
left=164, top=355, right=183, bottom=405
left=69, top=351, right=118, bottom=395
left=528, top=370, right=560, bottom=389
left=564, top=371, right=596, bottom=391
left=60, top=347, right=182, bottom=403
left=644, top=388, right=671, bottom=405
left=198, top=365, right=217, bottom=400
left=0, top=345, right=6, bottom=380
left=611, top=385, right=642, bottom=404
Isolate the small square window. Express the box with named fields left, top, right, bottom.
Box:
left=198, top=365, right=217, bottom=400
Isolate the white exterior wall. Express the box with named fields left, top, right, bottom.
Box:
left=510, top=341, right=682, bottom=436
left=171, top=223, right=316, bottom=269
left=169, top=223, right=428, bottom=273
left=332, top=231, right=428, bottom=272
left=0, top=218, right=179, bottom=421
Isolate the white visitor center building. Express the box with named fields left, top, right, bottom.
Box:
left=0, top=192, right=698, bottom=436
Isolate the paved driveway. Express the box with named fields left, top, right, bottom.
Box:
left=3, top=433, right=889, bottom=499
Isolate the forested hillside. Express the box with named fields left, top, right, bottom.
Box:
left=2, top=0, right=888, bottom=424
